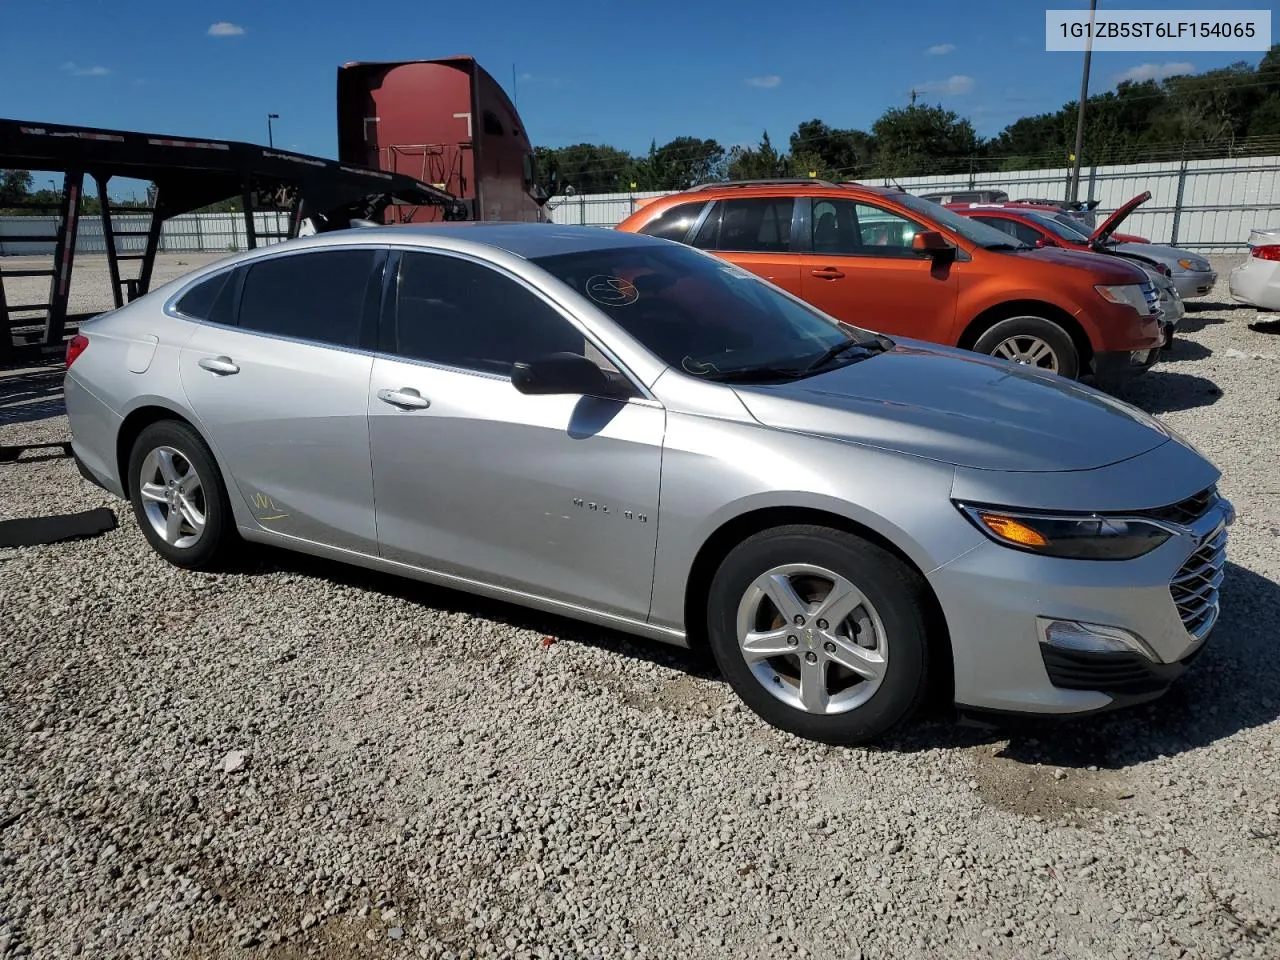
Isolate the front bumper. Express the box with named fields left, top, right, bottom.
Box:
left=1092, top=345, right=1159, bottom=379
left=930, top=488, right=1232, bottom=715
left=1173, top=270, right=1217, bottom=299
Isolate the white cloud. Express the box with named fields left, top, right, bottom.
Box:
left=745, top=74, right=782, bottom=88
left=926, top=43, right=955, bottom=56
left=1115, top=61, right=1194, bottom=84
left=61, top=62, right=111, bottom=77
left=207, top=21, right=245, bottom=37
left=914, top=75, right=976, bottom=96
left=518, top=72, right=533, bottom=82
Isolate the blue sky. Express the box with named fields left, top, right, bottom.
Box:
left=1, top=0, right=1270, bottom=171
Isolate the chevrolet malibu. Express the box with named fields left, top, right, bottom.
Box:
left=64, top=223, right=1233, bottom=745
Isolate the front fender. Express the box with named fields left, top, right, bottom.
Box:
left=647, top=411, right=981, bottom=632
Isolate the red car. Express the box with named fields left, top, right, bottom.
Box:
left=944, top=199, right=1150, bottom=244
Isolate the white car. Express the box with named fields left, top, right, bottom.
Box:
left=1229, top=227, right=1280, bottom=311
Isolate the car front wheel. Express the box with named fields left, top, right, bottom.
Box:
left=127, top=420, right=236, bottom=570
left=706, top=525, right=933, bottom=746
left=973, top=315, right=1079, bottom=378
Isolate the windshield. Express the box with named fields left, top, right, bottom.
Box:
left=898, top=193, right=1028, bottom=249
left=1033, top=212, right=1094, bottom=242
left=530, top=244, right=884, bottom=380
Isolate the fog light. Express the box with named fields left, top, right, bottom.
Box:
left=1039, top=619, right=1157, bottom=661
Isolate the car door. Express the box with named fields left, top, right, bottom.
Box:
left=689, top=197, right=804, bottom=295
left=367, top=248, right=665, bottom=622
left=177, top=245, right=385, bottom=555
left=799, top=197, right=959, bottom=343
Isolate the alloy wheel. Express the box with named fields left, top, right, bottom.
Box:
left=137, top=445, right=207, bottom=549
left=734, top=563, right=888, bottom=715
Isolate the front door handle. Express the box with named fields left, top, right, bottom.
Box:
left=198, top=355, right=240, bottom=375
left=810, top=267, right=846, bottom=280
left=377, top=387, right=431, bottom=410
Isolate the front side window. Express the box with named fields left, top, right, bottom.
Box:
left=531, top=243, right=882, bottom=380
left=237, top=248, right=381, bottom=347
left=691, top=198, right=795, bottom=253
left=811, top=199, right=923, bottom=255
left=892, top=192, right=1029, bottom=248
left=392, top=252, right=590, bottom=377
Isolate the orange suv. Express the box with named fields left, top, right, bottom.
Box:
left=615, top=179, right=1163, bottom=380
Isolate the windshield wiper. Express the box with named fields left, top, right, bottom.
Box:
left=801, top=336, right=881, bottom=375
left=704, top=365, right=809, bottom=383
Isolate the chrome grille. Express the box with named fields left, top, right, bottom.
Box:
left=1170, top=526, right=1227, bottom=641
left=1141, top=486, right=1217, bottom=526
left=1140, top=281, right=1160, bottom=315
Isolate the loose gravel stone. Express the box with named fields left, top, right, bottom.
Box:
left=1, top=254, right=1278, bottom=959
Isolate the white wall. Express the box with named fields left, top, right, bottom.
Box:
left=0, top=211, right=293, bottom=257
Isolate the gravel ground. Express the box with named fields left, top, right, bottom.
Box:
left=2, top=253, right=1279, bottom=960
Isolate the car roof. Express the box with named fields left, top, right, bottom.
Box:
left=253, top=221, right=665, bottom=261
left=655, top=180, right=908, bottom=200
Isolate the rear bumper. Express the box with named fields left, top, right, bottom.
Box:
left=1228, top=258, right=1280, bottom=311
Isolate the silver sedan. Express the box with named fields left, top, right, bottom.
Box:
left=64, top=223, right=1233, bottom=745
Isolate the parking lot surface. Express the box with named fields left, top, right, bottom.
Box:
left=2, top=253, right=1278, bottom=960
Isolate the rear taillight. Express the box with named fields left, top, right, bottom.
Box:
left=65, top=334, right=89, bottom=368
left=1252, top=244, right=1280, bottom=261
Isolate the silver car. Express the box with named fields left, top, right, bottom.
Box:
left=64, top=223, right=1234, bottom=745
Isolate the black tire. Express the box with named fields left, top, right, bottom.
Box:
left=126, top=420, right=237, bottom=570
left=972, top=315, right=1080, bottom=379
left=706, top=524, right=933, bottom=746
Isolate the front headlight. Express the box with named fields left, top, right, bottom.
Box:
left=955, top=503, right=1172, bottom=560
left=1094, top=283, right=1150, bottom=314
left=1177, top=257, right=1209, bottom=272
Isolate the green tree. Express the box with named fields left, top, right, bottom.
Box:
left=0, top=169, right=34, bottom=206
left=788, top=120, right=875, bottom=180
left=636, top=136, right=727, bottom=190
left=726, top=131, right=791, bottom=180
left=533, top=143, right=639, bottom=194
left=871, top=104, right=979, bottom=177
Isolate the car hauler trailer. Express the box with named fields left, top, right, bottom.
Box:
left=0, top=116, right=467, bottom=360
left=337, top=55, right=555, bottom=224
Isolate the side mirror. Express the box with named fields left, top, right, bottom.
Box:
left=511, top=351, right=610, bottom=396
left=1035, top=237, right=1058, bottom=248
left=911, top=230, right=954, bottom=259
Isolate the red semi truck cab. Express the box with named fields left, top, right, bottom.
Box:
left=337, top=55, right=553, bottom=223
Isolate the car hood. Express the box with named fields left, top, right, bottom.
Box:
left=1016, top=245, right=1150, bottom=282
left=1112, top=242, right=1210, bottom=270
left=730, top=341, right=1172, bottom=473
left=1092, top=191, right=1151, bottom=243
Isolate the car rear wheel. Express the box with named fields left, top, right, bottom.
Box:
left=706, top=525, right=932, bottom=745
left=973, top=316, right=1079, bottom=378
left=127, top=420, right=236, bottom=570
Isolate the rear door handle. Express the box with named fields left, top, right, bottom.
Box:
left=198, top=355, right=240, bottom=375
left=810, top=267, right=846, bottom=280
left=377, top=387, right=431, bottom=410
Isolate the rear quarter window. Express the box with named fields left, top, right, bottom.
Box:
left=637, top=201, right=708, bottom=242
left=174, top=270, right=238, bottom=326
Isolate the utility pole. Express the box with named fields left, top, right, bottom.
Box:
left=267, top=113, right=279, bottom=148
left=1068, top=0, right=1097, bottom=203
